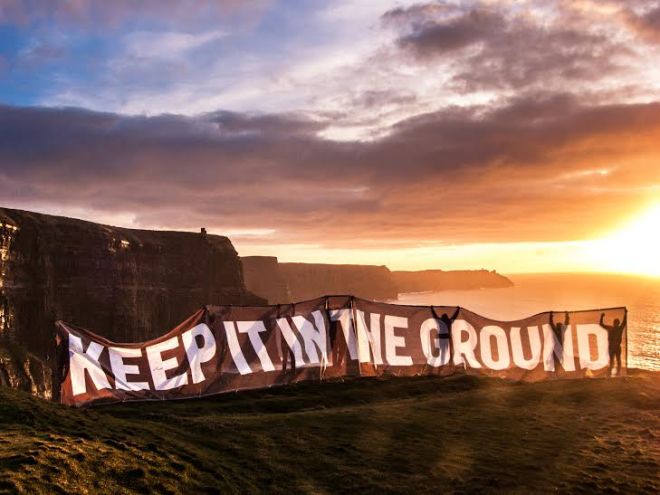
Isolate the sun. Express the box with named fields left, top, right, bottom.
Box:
left=585, top=204, right=660, bottom=277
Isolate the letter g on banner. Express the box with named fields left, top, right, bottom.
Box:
left=420, top=318, right=450, bottom=367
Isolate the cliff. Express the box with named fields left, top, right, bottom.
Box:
left=279, top=263, right=398, bottom=302
left=392, top=269, right=514, bottom=293
left=242, top=259, right=514, bottom=303
left=0, top=207, right=263, bottom=397
left=240, top=256, right=291, bottom=304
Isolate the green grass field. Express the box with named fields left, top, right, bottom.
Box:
left=1, top=372, right=658, bottom=494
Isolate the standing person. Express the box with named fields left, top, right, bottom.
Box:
left=548, top=311, right=571, bottom=373
left=600, top=310, right=627, bottom=377
left=438, top=307, right=460, bottom=365
left=439, top=306, right=461, bottom=336
left=549, top=311, right=570, bottom=340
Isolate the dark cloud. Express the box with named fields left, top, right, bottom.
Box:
left=349, top=90, right=417, bottom=110
left=381, top=3, right=461, bottom=28
left=623, top=2, right=660, bottom=43
left=395, top=8, right=505, bottom=57
left=1, top=95, right=659, bottom=248
left=385, top=2, right=629, bottom=92
left=209, top=111, right=325, bottom=137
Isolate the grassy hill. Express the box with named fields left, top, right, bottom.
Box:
left=1, top=372, right=658, bottom=494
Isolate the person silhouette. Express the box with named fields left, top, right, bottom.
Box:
left=549, top=311, right=570, bottom=340
left=436, top=306, right=460, bottom=366
left=434, top=306, right=461, bottom=368
left=548, top=311, right=571, bottom=373
left=439, top=306, right=461, bottom=338
left=599, top=310, right=627, bottom=377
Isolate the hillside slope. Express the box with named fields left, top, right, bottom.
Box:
left=1, top=372, right=658, bottom=494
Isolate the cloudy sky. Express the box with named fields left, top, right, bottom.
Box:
left=1, top=0, right=659, bottom=274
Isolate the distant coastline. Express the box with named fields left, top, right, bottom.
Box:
left=241, top=256, right=513, bottom=304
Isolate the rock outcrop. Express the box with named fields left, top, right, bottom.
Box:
left=279, top=263, right=398, bottom=302
left=0, top=207, right=264, bottom=397
left=392, top=269, right=513, bottom=293
left=241, top=256, right=291, bottom=304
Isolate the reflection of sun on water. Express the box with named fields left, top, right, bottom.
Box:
left=584, top=204, right=660, bottom=277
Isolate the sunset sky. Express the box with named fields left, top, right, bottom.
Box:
left=1, top=0, right=659, bottom=275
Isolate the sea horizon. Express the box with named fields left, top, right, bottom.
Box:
left=396, top=272, right=659, bottom=371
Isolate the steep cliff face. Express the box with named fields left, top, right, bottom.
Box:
left=392, top=269, right=514, bottom=293
left=0, top=207, right=264, bottom=397
left=279, top=263, right=398, bottom=302
left=241, top=256, right=291, bottom=304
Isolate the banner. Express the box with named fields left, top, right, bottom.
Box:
left=55, top=296, right=628, bottom=407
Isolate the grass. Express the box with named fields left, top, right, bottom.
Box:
left=1, top=371, right=658, bottom=494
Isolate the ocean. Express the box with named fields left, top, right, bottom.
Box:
left=395, top=273, right=660, bottom=371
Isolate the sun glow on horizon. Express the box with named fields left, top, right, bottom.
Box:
left=236, top=204, right=660, bottom=278
left=581, top=203, right=660, bottom=277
